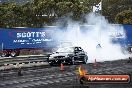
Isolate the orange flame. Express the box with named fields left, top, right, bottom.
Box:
left=78, top=65, right=86, bottom=76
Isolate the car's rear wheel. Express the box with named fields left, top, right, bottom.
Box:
left=48, top=61, right=54, bottom=66
left=48, top=60, right=54, bottom=66
left=49, top=63, right=54, bottom=66
left=48, top=60, right=61, bottom=66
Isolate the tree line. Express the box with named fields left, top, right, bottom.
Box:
left=0, top=0, right=132, bottom=28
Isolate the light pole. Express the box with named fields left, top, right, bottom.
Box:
left=2, top=42, right=3, bottom=53
left=1, top=42, right=3, bottom=56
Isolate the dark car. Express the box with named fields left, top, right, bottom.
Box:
left=47, top=46, right=88, bottom=65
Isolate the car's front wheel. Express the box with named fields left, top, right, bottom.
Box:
left=70, top=57, right=75, bottom=65
left=49, top=63, right=54, bottom=66
left=83, top=56, right=88, bottom=64
left=48, top=60, right=54, bottom=66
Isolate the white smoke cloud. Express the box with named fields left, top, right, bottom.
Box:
left=54, top=13, right=130, bottom=63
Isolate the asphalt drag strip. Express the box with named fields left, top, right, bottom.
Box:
left=0, top=65, right=78, bottom=88
left=0, top=58, right=132, bottom=88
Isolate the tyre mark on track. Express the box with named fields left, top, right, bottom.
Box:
left=0, top=72, right=77, bottom=88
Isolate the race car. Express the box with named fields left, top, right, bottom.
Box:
left=47, top=46, right=88, bottom=65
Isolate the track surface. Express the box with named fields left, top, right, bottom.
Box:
left=0, top=59, right=132, bottom=88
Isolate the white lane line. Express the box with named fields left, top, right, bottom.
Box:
left=67, top=77, right=73, bottom=81
left=19, top=84, right=29, bottom=88
left=37, top=81, right=45, bottom=84
left=14, top=85, right=22, bottom=88
left=22, top=84, right=34, bottom=88
left=33, top=82, right=41, bottom=86
left=36, top=81, right=48, bottom=85
left=26, top=84, right=35, bottom=87
left=49, top=76, right=53, bottom=78
left=50, top=74, right=56, bottom=77
left=54, top=80, right=60, bottom=83
left=32, top=78, right=40, bottom=81
left=66, top=72, right=75, bottom=75
left=61, top=79, right=68, bottom=82
left=33, top=81, right=48, bottom=85
left=15, top=83, right=35, bottom=88
left=0, top=72, right=75, bottom=87
left=0, top=83, right=6, bottom=86
left=41, top=82, right=48, bottom=85
left=46, top=80, right=54, bottom=84
left=17, top=79, right=54, bottom=87
left=7, top=82, right=14, bottom=85
left=20, top=79, right=26, bottom=83
left=57, top=74, right=63, bottom=77
left=30, top=79, right=34, bottom=82
left=0, top=75, right=75, bottom=87
left=41, top=77, right=47, bottom=80
left=60, top=77, right=73, bottom=81
left=12, top=81, right=19, bottom=84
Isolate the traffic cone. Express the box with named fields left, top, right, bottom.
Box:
left=94, top=59, right=97, bottom=68
left=60, top=63, right=64, bottom=71
left=127, top=57, right=132, bottom=63
left=18, top=67, right=23, bottom=76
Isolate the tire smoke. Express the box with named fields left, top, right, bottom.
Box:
left=54, top=13, right=130, bottom=63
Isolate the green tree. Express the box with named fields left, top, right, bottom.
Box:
left=0, top=2, right=17, bottom=27
left=32, top=0, right=57, bottom=26
left=101, top=0, right=132, bottom=23
left=33, top=0, right=90, bottom=24
left=0, top=0, right=91, bottom=27
left=115, top=10, right=132, bottom=24
left=21, top=2, right=36, bottom=27
left=0, top=2, right=29, bottom=27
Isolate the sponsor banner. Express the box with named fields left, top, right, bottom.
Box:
left=84, top=74, right=130, bottom=83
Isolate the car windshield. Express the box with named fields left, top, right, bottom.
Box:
left=56, top=47, right=74, bottom=53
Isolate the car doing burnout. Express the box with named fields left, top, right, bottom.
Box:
left=48, top=47, right=88, bottom=65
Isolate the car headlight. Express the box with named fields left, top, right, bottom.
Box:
left=65, top=55, right=69, bottom=58
left=49, top=56, right=54, bottom=59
